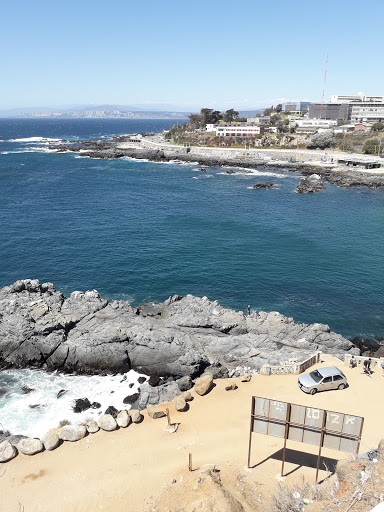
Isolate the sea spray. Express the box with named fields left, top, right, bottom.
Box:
left=0, top=368, right=147, bottom=438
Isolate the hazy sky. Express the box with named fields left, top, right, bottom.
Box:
left=1, top=0, right=383, bottom=110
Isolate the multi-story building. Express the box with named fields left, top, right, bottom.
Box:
left=282, top=101, right=310, bottom=113
left=310, top=92, right=384, bottom=123
left=294, top=119, right=337, bottom=134
left=215, top=125, right=264, bottom=137
left=247, top=116, right=270, bottom=125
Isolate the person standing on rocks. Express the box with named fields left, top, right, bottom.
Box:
left=247, top=305, right=251, bottom=317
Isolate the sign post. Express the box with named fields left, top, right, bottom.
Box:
left=247, top=396, right=364, bottom=482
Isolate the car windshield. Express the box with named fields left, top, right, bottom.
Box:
left=309, top=370, right=323, bottom=383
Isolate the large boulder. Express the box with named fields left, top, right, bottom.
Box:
left=116, top=410, right=131, bottom=428
left=17, top=438, right=44, bottom=455
left=147, top=405, right=166, bottom=419
left=0, top=440, right=17, bottom=462
left=41, top=432, right=60, bottom=451
left=59, top=424, right=87, bottom=442
left=194, top=374, right=214, bottom=396
left=98, top=414, right=117, bottom=431
left=86, top=420, right=99, bottom=434
left=174, top=396, right=188, bottom=412
left=129, top=410, right=143, bottom=423
left=295, top=174, right=326, bottom=194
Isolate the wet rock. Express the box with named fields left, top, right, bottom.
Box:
left=17, top=438, right=44, bottom=455
left=104, top=406, right=118, bottom=418
left=42, top=432, right=60, bottom=451
left=59, top=424, right=87, bottom=442
left=91, top=401, right=101, bottom=409
left=295, top=174, right=326, bottom=194
left=98, top=414, right=117, bottom=431
left=73, top=398, right=92, bottom=413
left=0, top=440, right=17, bottom=462
left=137, top=376, right=146, bottom=384
left=57, top=389, right=67, bottom=399
left=123, top=392, right=140, bottom=405
left=21, top=385, right=34, bottom=394
left=250, top=182, right=274, bottom=189
left=148, top=375, right=160, bottom=387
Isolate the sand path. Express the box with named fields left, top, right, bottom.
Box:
left=1, top=354, right=382, bottom=511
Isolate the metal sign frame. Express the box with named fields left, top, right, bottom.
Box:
left=247, top=396, right=364, bottom=481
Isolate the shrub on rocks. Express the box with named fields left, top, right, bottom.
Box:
left=42, top=432, right=60, bottom=451
left=116, top=410, right=131, bottom=428
left=194, top=374, right=213, bottom=396
left=129, top=409, right=143, bottom=423
left=174, top=396, right=188, bottom=412
left=147, top=405, right=166, bottom=419
left=86, top=420, right=99, bottom=434
left=60, top=424, right=87, bottom=442
left=17, top=438, right=44, bottom=455
left=0, top=440, right=17, bottom=462
left=98, top=414, right=117, bottom=431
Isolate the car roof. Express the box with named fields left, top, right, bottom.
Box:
left=317, top=366, right=344, bottom=377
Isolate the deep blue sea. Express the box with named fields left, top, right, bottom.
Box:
left=0, top=118, right=383, bottom=341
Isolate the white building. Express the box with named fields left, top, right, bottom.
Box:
left=247, top=116, right=270, bottom=125
left=216, top=125, right=264, bottom=137
left=294, top=119, right=337, bottom=134
left=205, top=124, right=217, bottom=133
left=331, top=92, right=384, bottom=104
left=350, top=104, right=384, bottom=123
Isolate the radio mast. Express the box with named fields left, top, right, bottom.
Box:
left=319, top=53, right=328, bottom=119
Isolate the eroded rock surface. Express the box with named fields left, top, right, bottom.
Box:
left=0, top=280, right=357, bottom=381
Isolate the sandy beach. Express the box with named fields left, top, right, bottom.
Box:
left=1, top=353, right=383, bottom=511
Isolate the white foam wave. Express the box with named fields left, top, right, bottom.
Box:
left=8, top=137, right=62, bottom=143
left=218, top=168, right=289, bottom=178
left=0, top=368, right=148, bottom=438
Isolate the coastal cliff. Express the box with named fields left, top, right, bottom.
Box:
left=0, top=280, right=357, bottom=379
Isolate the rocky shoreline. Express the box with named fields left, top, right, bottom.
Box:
left=48, top=136, right=384, bottom=189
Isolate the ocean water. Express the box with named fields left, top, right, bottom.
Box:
left=0, top=118, right=384, bottom=435
left=0, top=368, right=147, bottom=438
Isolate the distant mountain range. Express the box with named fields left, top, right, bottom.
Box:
left=0, top=105, right=267, bottom=119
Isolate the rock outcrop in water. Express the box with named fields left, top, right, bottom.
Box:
left=0, top=280, right=357, bottom=380
left=295, top=174, right=326, bottom=193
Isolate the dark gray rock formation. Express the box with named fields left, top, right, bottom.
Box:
left=295, top=174, right=326, bottom=193
left=250, top=182, right=274, bottom=189
left=0, top=280, right=358, bottom=380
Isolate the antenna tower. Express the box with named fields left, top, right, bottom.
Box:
left=319, top=53, right=328, bottom=119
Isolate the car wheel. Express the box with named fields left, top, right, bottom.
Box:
left=310, top=388, right=317, bottom=395
left=338, top=383, right=346, bottom=390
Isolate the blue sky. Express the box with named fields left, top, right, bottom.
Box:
left=1, top=0, right=383, bottom=111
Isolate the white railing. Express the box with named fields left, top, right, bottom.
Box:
left=343, top=354, right=384, bottom=369
left=260, top=351, right=322, bottom=376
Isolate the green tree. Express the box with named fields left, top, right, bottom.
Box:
left=307, top=131, right=335, bottom=149
left=223, top=109, right=239, bottom=123
left=275, top=103, right=282, bottom=113
left=372, top=122, right=384, bottom=132
left=263, top=106, right=274, bottom=117
left=363, top=138, right=379, bottom=154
